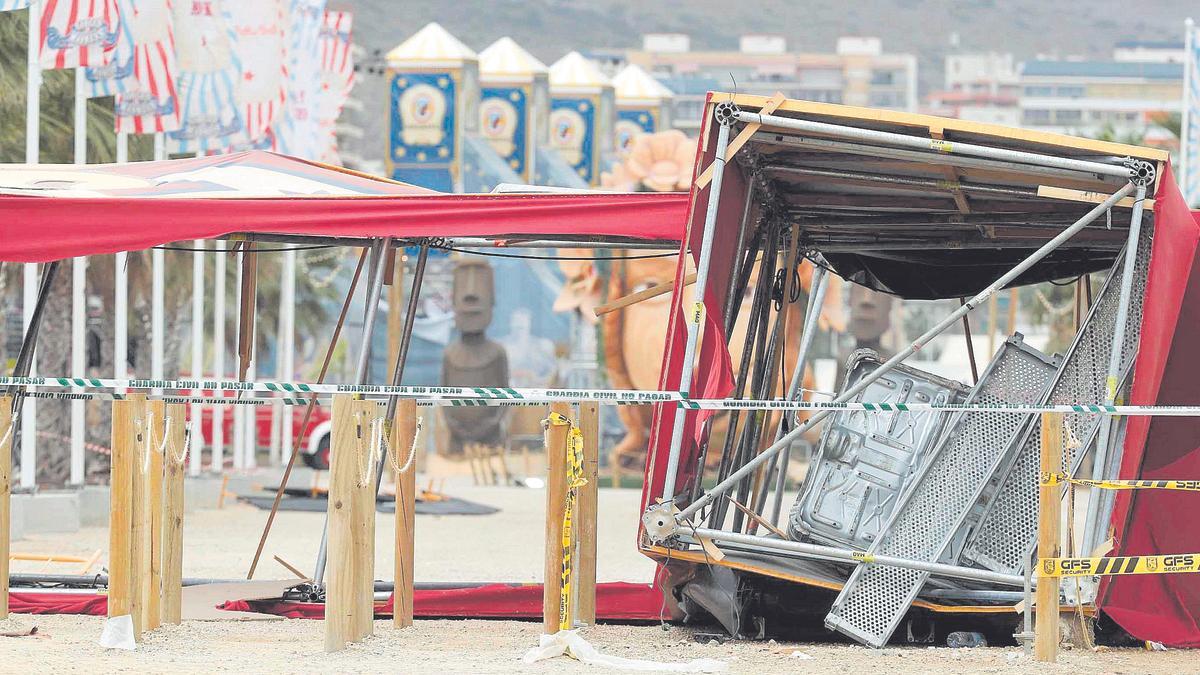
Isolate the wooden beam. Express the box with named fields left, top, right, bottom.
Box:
left=576, top=403, right=599, bottom=626
left=325, top=396, right=380, bottom=651
left=543, top=402, right=571, bottom=634
left=1035, top=412, right=1064, bottom=663
left=111, top=394, right=145, bottom=640
left=594, top=272, right=694, bottom=317
left=392, top=399, right=417, bottom=629
left=144, top=400, right=165, bottom=632
left=929, top=127, right=972, bottom=215
left=1037, top=185, right=1155, bottom=211
left=161, top=402, right=186, bottom=626
left=695, top=92, right=786, bottom=189
left=0, top=397, right=11, bottom=618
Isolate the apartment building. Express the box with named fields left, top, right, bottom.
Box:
left=620, top=34, right=918, bottom=133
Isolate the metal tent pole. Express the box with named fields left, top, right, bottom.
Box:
left=10, top=261, right=60, bottom=488
left=735, top=110, right=1139, bottom=181
left=312, top=238, right=392, bottom=585
left=1079, top=183, right=1148, bottom=573
left=212, top=244, right=227, bottom=472
left=766, top=264, right=829, bottom=526
left=372, top=244, right=429, bottom=496
left=189, top=240, right=205, bottom=476
left=662, top=182, right=1137, bottom=528
left=687, top=527, right=1030, bottom=588
left=661, top=103, right=736, bottom=503
left=69, top=66, right=88, bottom=486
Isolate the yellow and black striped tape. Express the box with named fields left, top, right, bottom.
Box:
left=548, top=412, right=588, bottom=632
left=1040, top=553, right=1200, bottom=578
left=1040, top=472, right=1200, bottom=492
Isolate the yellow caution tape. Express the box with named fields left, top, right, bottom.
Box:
left=1040, top=553, right=1200, bottom=578
left=1040, top=472, right=1200, bottom=492
left=548, top=412, right=588, bottom=632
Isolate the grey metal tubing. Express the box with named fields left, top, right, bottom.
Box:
left=767, top=265, right=829, bottom=526
left=313, top=237, right=392, bottom=585
left=677, top=182, right=1136, bottom=523
left=764, top=165, right=1041, bottom=200
left=753, top=132, right=1123, bottom=185
left=737, top=110, right=1135, bottom=181
left=924, top=589, right=1028, bottom=602
left=688, top=527, right=1031, bottom=588
left=1080, top=184, right=1148, bottom=567
left=373, top=244, right=429, bottom=493
left=661, top=117, right=734, bottom=502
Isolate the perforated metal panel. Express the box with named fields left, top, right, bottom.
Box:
left=960, top=227, right=1151, bottom=575
left=824, top=336, right=1058, bottom=647
left=788, top=350, right=969, bottom=550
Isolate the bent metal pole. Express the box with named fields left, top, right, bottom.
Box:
left=312, top=237, right=392, bottom=585
left=674, top=181, right=1138, bottom=525
left=688, top=527, right=1030, bottom=588
left=1080, top=182, right=1150, bottom=571
left=660, top=102, right=736, bottom=502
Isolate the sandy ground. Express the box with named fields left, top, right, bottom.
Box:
left=3, top=470, right=1189, bottom=673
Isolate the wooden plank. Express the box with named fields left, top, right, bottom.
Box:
left=126, top=394, right=148, bottom=640
left=144, top=399, right=165, bottom=632
left=108, top=399, right=134, bottom=625
left=594, top=272, right=695, bottom=317
left=543, top=402, right=571, bottom=634
left=393, top=399, right=417, bottom=629
left=1036, top=412, right=1064, bottom=663
left=325, top=394, right=357, bottom=652
left=355, top=398, right=380, bottom=642
left=727, top=93, right=1170, bottom=162
left=695, top=92, right=786, bottom=189
left=0, top=397, right=10, bottom=618
left=161, top=403, right=186, bottom=626
left=1037, top=185, right=1155, bottom=211
left=576, top=402, right=599, bottom=626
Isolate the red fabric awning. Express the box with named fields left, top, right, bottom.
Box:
left=0, top=152, right=688, bottom=263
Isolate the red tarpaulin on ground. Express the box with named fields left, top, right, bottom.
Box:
left=1100, top=166, right=1200, bottom=647
left=0, top=151, right=688, bottom=263
left=220, top=582, right=664, bottom=621
left=4, top=583, right=664, bottom=622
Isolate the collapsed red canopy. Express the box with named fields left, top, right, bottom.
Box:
left=0, top=151, right=688, bottom=263
left=1100, top=166, right=1200, bottom=647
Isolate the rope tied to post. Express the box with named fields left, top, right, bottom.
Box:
left=354, top=409, right=383, bottom=488
left=544, top=411, right=588, bottom=631
left=140, top=413, right=172, bottom=473
left=381, top=416, right=421, bottom=476
left=0, top=409, right=21, bottom=450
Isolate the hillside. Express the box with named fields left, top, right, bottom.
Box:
left=337, top=0, right=1195, bottom=93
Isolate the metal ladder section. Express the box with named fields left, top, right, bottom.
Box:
left=959, top=228, right=1151, bottom=575
left=824, top=335, right=1059, bottom=647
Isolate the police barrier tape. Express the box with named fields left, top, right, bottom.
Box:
left=1040, top=553, right=1200, bottom=578
left=546, top=412, right=587, bottom=632
left=1041, top=472, right=1200, bottom=492
left=6, top=376, right=1200, bottom=415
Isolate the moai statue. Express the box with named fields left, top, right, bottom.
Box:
left=441, top=258, right=510, bottom=455
left=837, top=284, right=895, bottom=390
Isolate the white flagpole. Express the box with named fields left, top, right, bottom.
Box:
left=151, top=133, right=165, bottom=394
left=114, top=136, right=128, bottom=403
left=279, top=247, right=297, bottom=465
left=190, top=239, right=205, bottom=476
left=212, top=245, right=226, bottom=473
left=69, top=67, right=87, bottom=485
left=21, top=0, right=43, bottom=489
left=1183, top=17, right=1195, bottom=203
